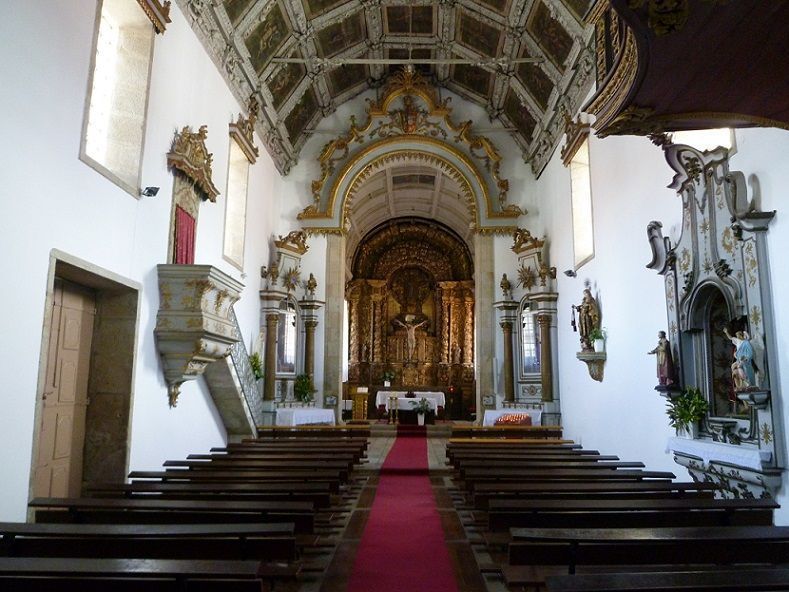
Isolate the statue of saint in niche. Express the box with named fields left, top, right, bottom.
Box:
left=572, top=288, right=600, bottom=351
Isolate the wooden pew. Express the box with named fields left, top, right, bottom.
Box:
left=127, top=468, right=349, bottom=488
left=0, top=557, right=294, bottom=592
left=487, top=497, right=777, bottom=531
left=545, top=568, right=789, bottom=592
left=508, top=526, right=789, bottom=574
left=30, top=497, right=316, bottom=533
left=88, top=481, right=335, bottom=508
left=451, top=426, right=564, bottom=439
left=0, top=522, right=297, bottom=562
left=461, top=468, right=676, bottom=483
left=471, top=481, right=717, bottom=510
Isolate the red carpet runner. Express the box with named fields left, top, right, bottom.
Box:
left=348, top=428, right=458, bottom=592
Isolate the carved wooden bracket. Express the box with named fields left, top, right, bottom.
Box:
left=167, top=125, right=220, bottom=202
left=154, top=265, right=243, bottom=406
left=560, top=114, right=591, bottom=166
left=576, top=351, right=606, bottom=382
left=136, top=0, right=171, bottom=34
left=229, top=96, right=260, bottom=164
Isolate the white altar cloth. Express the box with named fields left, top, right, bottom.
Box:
left=376, top=391, right=445, bottom=407
left=483, top=408, right=542, bottom=426
left=276, top=408, right=336, bottom=426
left=386, top=397, right=439, bottom=412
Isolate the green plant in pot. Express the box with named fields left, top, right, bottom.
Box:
left=381, top=370, right=395, bottom=385
left=589, top=327, right=606, bottom=352
left=409, top=397, right=431, bottom=426
left=249, top=352, right=263, bottom=381
left=293, top=374, right=315, bottom=403
left=666, top=386, right=709, bottom=437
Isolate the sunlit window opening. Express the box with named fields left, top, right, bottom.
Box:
left=521, top=306, right=540, bottom=374
left=277, top=301, right=297, bottom=374
left=223, top=140, right=250, bottom=269
left=570, top=139, right=594, bottom=269
left=672, top=128, right=734, bottom=152
left=82, top=0, right=154, bottom=194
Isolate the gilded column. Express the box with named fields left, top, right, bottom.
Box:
left=438, top=282, right=453, bottom=364
left=537, top=314, right=554, bottom=402
left=368, top=280, right=387, bottom=363
left=500, top=319, right=515, bottom=402
left=347, top=282, right=362, bottom=365
left=263, top=312, right=278, bottom=401
left=463, top=287, right=475, bottom=366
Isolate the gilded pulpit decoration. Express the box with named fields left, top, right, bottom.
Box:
left=155, top=265, right=243, bottom=406
left=136, top=0, right=171, bottom=34
left=167, top=125, right=220, bottom=201
left=229, top=95, right=260, bottom=164
left=647, top=141, right=782, bottom=498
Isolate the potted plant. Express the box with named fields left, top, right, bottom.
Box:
left=409, top=397, right=431, bottom=426
left=249, top=352, right=263, bottom=396
left=589, top=327, right=606, bottom=352
left=666, top=386, right=709, bottom=438
left=381, top=370, right=395, bottom=387
left=293, top=374, right=315, bottom=404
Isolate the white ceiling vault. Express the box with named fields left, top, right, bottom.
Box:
left=177, top=0, right=596, bottom=175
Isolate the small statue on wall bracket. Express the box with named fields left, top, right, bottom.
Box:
left=648, top=330, right=676, bottom=386
left=571, top=288, right=600, bottom=352
left=724, top=326, right=757, bottom=390
left=500, top=273, right=513, bottom=300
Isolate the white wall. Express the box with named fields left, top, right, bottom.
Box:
left=0, top=1, right=280, bottom=520
left=536, top=127, right=789, bottom=523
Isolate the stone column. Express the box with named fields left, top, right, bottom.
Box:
left=473, top=233, right=495, bottom=419
left=263, top=312, right=278, bottom=401
left=323, top=234, right=346, bottom=421
left=298, top=297, right=324, bottom=384
left=500, top=318, right=515, bottom=402
left=463, top=286, right=475, bottom=366
left=537, top=314, right=554, bottom=402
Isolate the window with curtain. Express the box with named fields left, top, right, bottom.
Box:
left=570, top=138, right=594, bottom=269
left=81, top=0, right=154, bottom=195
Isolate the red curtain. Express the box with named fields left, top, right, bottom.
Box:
left=174, top=206, right=195, bottom=264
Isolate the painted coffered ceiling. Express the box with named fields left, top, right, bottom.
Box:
left=178, top=0, right=595, bottom=175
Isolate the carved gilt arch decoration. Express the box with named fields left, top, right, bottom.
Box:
left=298, top=68, right=523, bottom=235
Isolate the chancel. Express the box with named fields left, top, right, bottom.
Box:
left=2, top=0, right=789, bottom=590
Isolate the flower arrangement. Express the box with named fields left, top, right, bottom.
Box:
left=381, top=370, right=396, bottom=383
left=409, top=397, right=431, bottom=415
left=666, top=386, right=709, bottom=434
left=293, top=374, right=315, bottom=403
left=249, top=352, right=263, bottom=380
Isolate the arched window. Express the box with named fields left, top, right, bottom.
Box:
left=519, top=302, right=540, bottom=375
left=276, top=299, right=298, bottom=375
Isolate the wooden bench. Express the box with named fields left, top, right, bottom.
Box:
left=30, top=497, right=316, bottom=533
left=0, top=557, right=296, bottom=592
left=461, top=468, right=676, bottom=484
left=88, top=481, right=334, bottom=508
left=0, top=522, right=298, bottom=562
left=545, top=568, right=789, bottom=591
left=508, top=526, right=789, bottom=574
left=127, top=469, right=348, bottom=488
left=471, top=481, right=717, bottom=509
left=451, top=426, right=564, bottom=439
left=487, top=497, right=777, bottom=531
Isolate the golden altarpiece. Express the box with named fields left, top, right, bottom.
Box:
left=346, top=219, right=476, bottom=413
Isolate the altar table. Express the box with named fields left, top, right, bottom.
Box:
left=275, top=408, right=336, bottom=426
left=483, top=408, right=542, bottom=426
left=376, top=391, right=445, bottom=407
left=385, top=397, right=440, bottom=412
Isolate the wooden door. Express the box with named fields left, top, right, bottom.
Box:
left=34, top=279, right=96, bottom=498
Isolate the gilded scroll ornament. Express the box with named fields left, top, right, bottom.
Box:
left=275, top=230, right=309, bottom=254
left=136, top=0, right=171, bottom=34
left=229, top=95, right=260, bottom=164
left=511, top=228, right=544, bottom=253
left=167, top=125, right=220, bottom=201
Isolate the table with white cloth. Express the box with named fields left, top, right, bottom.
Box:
left=375, top=391, right=446, bottom=407
left=483, top=408, right=542, bottom=426
left=384, top=397, right=440, bottom=412
left=275, top=408, right=336, bottom=426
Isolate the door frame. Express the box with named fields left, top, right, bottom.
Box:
left=29, top=250, right=140, bottom=509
